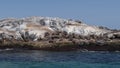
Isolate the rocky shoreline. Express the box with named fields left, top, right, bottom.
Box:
left=0, top=16, right=120, bottom=51
left=0, top=31, right=120, bottom=51
left=0, top=39, right=120, bottom=51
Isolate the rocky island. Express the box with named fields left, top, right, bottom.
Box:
left=0, top=16, right=120, bottom=51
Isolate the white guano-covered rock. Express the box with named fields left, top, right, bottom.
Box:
left=0, top=16, right=111, bottom=41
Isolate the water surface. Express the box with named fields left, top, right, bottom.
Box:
left=0, top=50, right=120, bottom=68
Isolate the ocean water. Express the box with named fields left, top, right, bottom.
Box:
left=0, top=50, right=120, bottom=68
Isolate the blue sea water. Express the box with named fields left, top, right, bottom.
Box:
left=0, top=50, right=120, bottom=68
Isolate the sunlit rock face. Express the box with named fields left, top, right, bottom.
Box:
left=0, top=16, right=111, bottom=41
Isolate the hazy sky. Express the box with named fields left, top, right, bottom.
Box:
left=0, top=0, right=120, bottom=29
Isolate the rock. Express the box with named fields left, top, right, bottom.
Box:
left=0, top=16, right=119, bottom=51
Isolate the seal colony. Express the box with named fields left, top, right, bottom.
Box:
left=0, top=16, right=120, bottom=51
